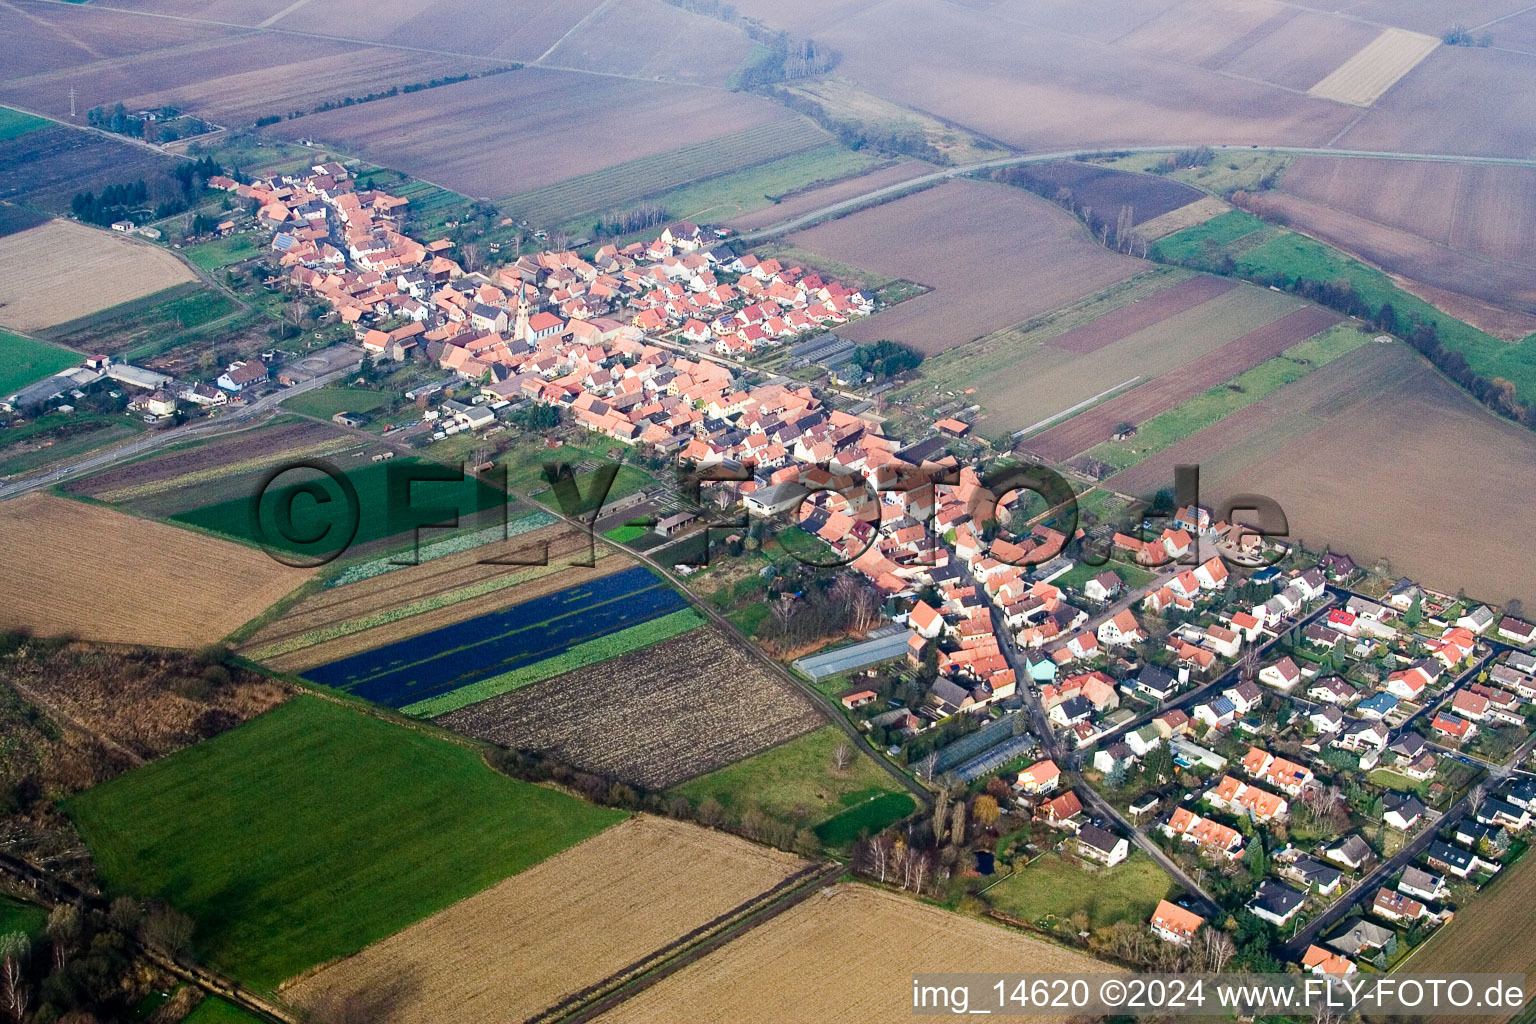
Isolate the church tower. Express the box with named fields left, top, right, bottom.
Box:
left=512, top=286, right=531, bottom=343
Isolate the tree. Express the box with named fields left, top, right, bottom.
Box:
left=793, top=828, right=821, bottom=858
left=1245, top=836, right=1267, bottom=882
left=697, top=797, right=724, bottom=827
left=0, top=934, right=25, bottom=1024
left=973, top=794, right=1000, bottom=827
left=831, top=740, right=854, bottom=773
left=950, top=800, right=968, bottom=845
left=933, top=788, right=950, bottom=844
left=141, top=905, right=194, bottom=958
left=1405, top=592, right=1423, bottom=628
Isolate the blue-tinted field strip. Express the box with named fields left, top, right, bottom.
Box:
left=302, top=566, right=685, bottom=708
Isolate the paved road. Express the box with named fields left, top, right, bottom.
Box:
left=0, top=365, right=357, bottom=502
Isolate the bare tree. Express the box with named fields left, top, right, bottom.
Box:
left=950, top=800, right=967, bottom=845
left=933, top=789, right=951, bottom=844
left=832, top=740, right=854, bottom=773
left=0, top=934, right=28, bottom=1024
left=142, top=905, right=194, bottom=959
left=1202, top=927, right=1236, bottom=973
left=45, top=905, right=79, bottom=971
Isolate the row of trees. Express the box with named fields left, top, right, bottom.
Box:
left=850, top=340, right=923, bottom=381
left=592, top=202, right=668, bottom=238
left=766, top=88, right=947, bottom=163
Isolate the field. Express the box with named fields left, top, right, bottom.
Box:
left=595, top=883, right=1112, bottom=1024
left=286, top=816, right=811, bottom=1023
left=1110, top=341, right=1536, bottom=605
left=1412, top=854, right=1536, bottom=1024
left=673, top=725, right=908, bottom=830
left=239, top=521, right=621, bottom=666
left=724, top=158, right=932, bottom=232
left=302, top=565, right=697, bottom=712
left=0, top=126, right=177, bottom=217
left=782, top=77, right=1004, bottom=164
left=258, top=0, right=604, bottom=60
left=949, top=278, right=1301, bottom=439
left=1045, top=276, right=1237, bottom=353
left=1083, top=322, right=1370, bottom=472
left=502, top=117, right=834, bottom=228
left=540, top=0, right=757, bottom=87
left=1134, top=195, right=1230, bottom=241
left=554, top=143, right=885, bottom=238
left=0, top=494, right=310, bottom=648
left=0, top=107, right=44, bottom=141
left=987, top=852, right=1173, bottom=931
left=167, top=455, right=506, bottom=557
left=0, top=329, right=80, bottom=396
left=280, top=387, right=393, bottom=419
left=1334, top=46, right=1536, bottom=158
left=267, top=69, right=792, bottom=199
left=438, top=625, right=823, bottom=789
left=184, top=231, right=266, bottom=272
left=37, top=282, right=239, bottom=355
left=1306, top=27, right=1439, bottom=107
left=787, top=180, right=1143, bottom=354
left=65, top=696, right=624, bottom=988
left=1256, top=156, right=1536, bottom=328
left=1020, top=304, right=1342, bottom=461
left=67, top=418, right=356, bottom=503
left=993, top=161, right=1204, bottom=227
left=0, top=220, right=196, bottom=333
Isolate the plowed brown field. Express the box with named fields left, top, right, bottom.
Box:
left=0, top=494, right=309, bottom=647
left=1022, top=304, right=1341, bottom=461
left=596, top=883, right=1114, bottom=1024
left=285, top=816, right=810, bottom=1024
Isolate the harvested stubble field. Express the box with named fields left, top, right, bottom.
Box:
left=286, top=816, right=810, bottom=1024
left=268, top=69, right=791, bottom=199
left=1112, top=342, right=1536, bottom=605
left=1414, top=853, right=1536, bottom=1024
left=1306, top=27, right=1439, bottom=106
left=965, top=279, right=1301, bottom=437
left=0, top=220, right=196, bottom=333
left=438, top=625, right=823, bottom=788
left=1133, top=195, right=1229, bottom=241
left=0, top=494, right=310, bottom=648
left=1021, top=304, right=1341, bottom=461
left=596, top=884, right=1113, bottom=1024
left=788, top=180, right=1143, bottom=354
left=245, top=525, right=633, bottom=671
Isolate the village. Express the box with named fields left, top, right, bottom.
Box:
left=6, top=153, right=1536, bottom=986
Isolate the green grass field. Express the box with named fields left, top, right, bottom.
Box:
left=500, top=117, right=832, bottom=228
left=0, top=330, right=82, bottom=396
left=673, top=725, right=905, bottom=829
left=65, top=697, right=623, bottom=987
left=555, top=143, right=879, bottom=238
left=0, top=106, right=47, bottom=141
left=1150, top=210, right=1264, bottom=263
left=603, top=523, right=649, bottom=543
left=0, top=895, right=48, bottom=938
left=986, top=852, right=1173, bottom=930
left=182, top=999, right=262, bottom=1024
left=280, top=386, right=393, bottom=419
left=813, top=791, right=917, bottom=846
left=183, top=232, right=265, bottom=271
left=168, top=455, right=507, bottom=555
left=1084, top=321, right=1370, bottom=472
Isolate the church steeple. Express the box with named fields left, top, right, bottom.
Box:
left=512, top=286, right=531, bottom=342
